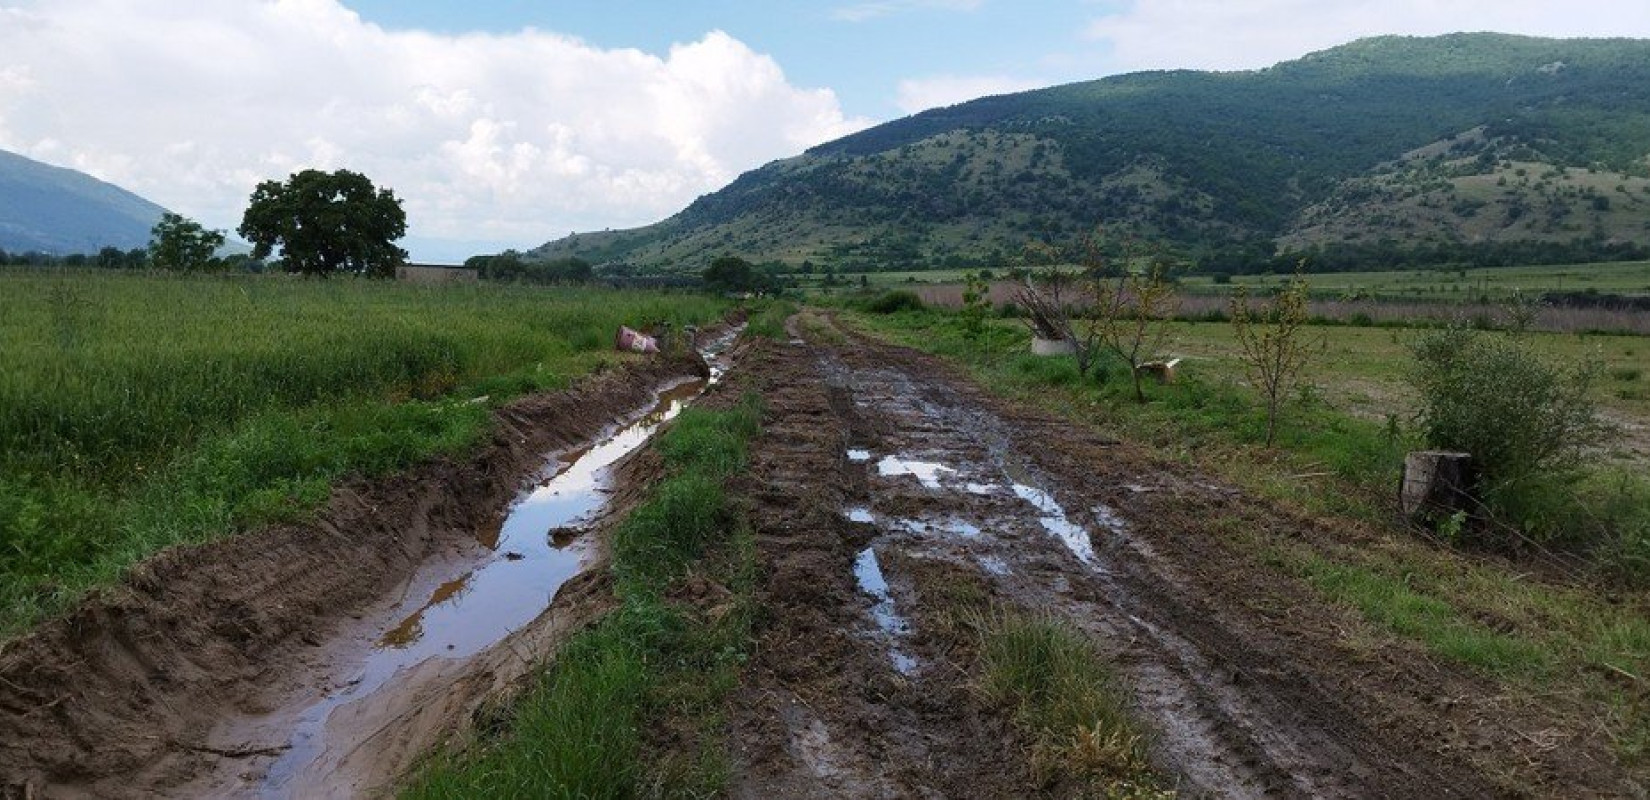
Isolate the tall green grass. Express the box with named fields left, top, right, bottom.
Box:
left=405, top=397, right=761, bottom=797
left=0, top=270, right=726, bottom=636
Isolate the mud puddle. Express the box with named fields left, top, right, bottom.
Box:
left=852, top=546, right=919, bottom=675
left=242, top=329, right=741, bottom=797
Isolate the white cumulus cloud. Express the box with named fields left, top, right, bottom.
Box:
left=896, top=75, right=1048, bottom=114
left=0, top=0, right=869, bottom=259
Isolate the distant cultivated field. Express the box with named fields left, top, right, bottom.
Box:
left=797, top=260, right=1650, bottom=300
left=0, top=269, right=725, bottom=633
left=1178, top=260, right=1650, bottom=299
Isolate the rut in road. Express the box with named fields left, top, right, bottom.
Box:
left=724, top=318, right=1523, bottom=798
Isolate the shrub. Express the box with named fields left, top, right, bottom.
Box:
left=864, top=290, right=924, bottom=314
left=1408, top=326, right=1609, bottom=534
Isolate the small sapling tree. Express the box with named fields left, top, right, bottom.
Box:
left=1230, top=272, right=1324, bottom=446
left=1083, top=234, right=1179, bottom=403
left=960, top=270, right=994, bottom=355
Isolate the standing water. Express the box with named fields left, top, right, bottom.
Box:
left=257, top=327, right=740, bottom=796
left=853, top=547, right=919, bottom=675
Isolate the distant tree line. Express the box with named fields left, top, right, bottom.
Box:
left=0, top=242, right=265, bottom=272
left=464, top=251, right=595, bottom=284
left=1195, top=237, right=1650, bottom=276
left=0, top=246, right=150, bottom=269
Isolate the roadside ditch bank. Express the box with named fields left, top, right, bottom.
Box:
left=0, top=332, right=736, bottom=797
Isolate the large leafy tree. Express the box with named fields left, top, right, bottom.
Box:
left=702, top=255, right=758, bottom=293
left=238, top=169, right=407, bottom=278
left=148, top=213, right=225, bottom=272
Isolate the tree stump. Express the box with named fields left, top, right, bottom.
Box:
left=1400, top=451, right=1476, bottom=521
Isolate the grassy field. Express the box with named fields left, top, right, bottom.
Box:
left=0, top=270, right=726, bottom=636
left=1161, top=321, right=1649, bottom=442
left=840, top=302, right=1649, bottom=765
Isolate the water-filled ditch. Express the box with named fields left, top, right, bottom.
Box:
left=255, top=328, right=740, bottom=796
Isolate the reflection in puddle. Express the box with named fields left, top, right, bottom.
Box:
left=380, top=378, right=703, bottom=655
left=963, top=482, right=996, bottom=496
left=897, top=517, right=981, bottom=538
left=845, top=507, right=875, bottom=524
left=977, top=554, right=1011, bottom=576
left=1092, top=504, right=1128, bottom=533
left=876, top=454, right=955, bottom=489
left=847, top=449, right=873, bottom=463
left=853, top=547, right=918, bottom=675
left=378, top=574, right=471, bottom=648
left=1011, top=482, right=1098, bottom=568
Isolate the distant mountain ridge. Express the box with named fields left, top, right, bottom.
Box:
left=0, top=149, right=168, bottom=255
left=528, top=33, right=1650, bottom=272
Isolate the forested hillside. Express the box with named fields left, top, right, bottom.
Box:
left=529, top=34, right=1650, bottom=274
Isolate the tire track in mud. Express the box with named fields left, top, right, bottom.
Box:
left=725, top=315, right=1593, bottom=798
left=724, top=340, right=1032, bottom=799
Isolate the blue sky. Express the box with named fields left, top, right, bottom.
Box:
left=338, top=1, right=1116, bottom=120
left=2, top=0, right=1645, bottom=261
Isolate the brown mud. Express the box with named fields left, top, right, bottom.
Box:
left=0, top=350, right=713, bottom=798
left=720, top=312, right=1639, bottom=798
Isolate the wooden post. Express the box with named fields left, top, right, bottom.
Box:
left=1400, top=451, right=1475, bottom=521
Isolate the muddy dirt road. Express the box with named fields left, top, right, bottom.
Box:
left=719, top=312, right=1635, bottom=798
left=2, top=311, right=1638, bottom=798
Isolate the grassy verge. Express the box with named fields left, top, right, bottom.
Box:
left=0, top=271, right=726, bottom=636
left=404, top=395, right=761, bottom=797
left=741, top=297, right=799, bottom=340
left=979, top=613, right=1171, bottom=798
left=841, top=302, right=1649, bottom=766
left=914, top=561, right=1171, bottom=797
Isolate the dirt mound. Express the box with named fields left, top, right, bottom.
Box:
left=0, top=353, right=707, bottom=797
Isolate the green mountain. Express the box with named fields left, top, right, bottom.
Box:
left=528, top=33, right=1650, bottom=273
left=0, top=149, right=168, bottom=255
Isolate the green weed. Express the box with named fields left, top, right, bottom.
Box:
left=977, top=611, right=1171, bottom=797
